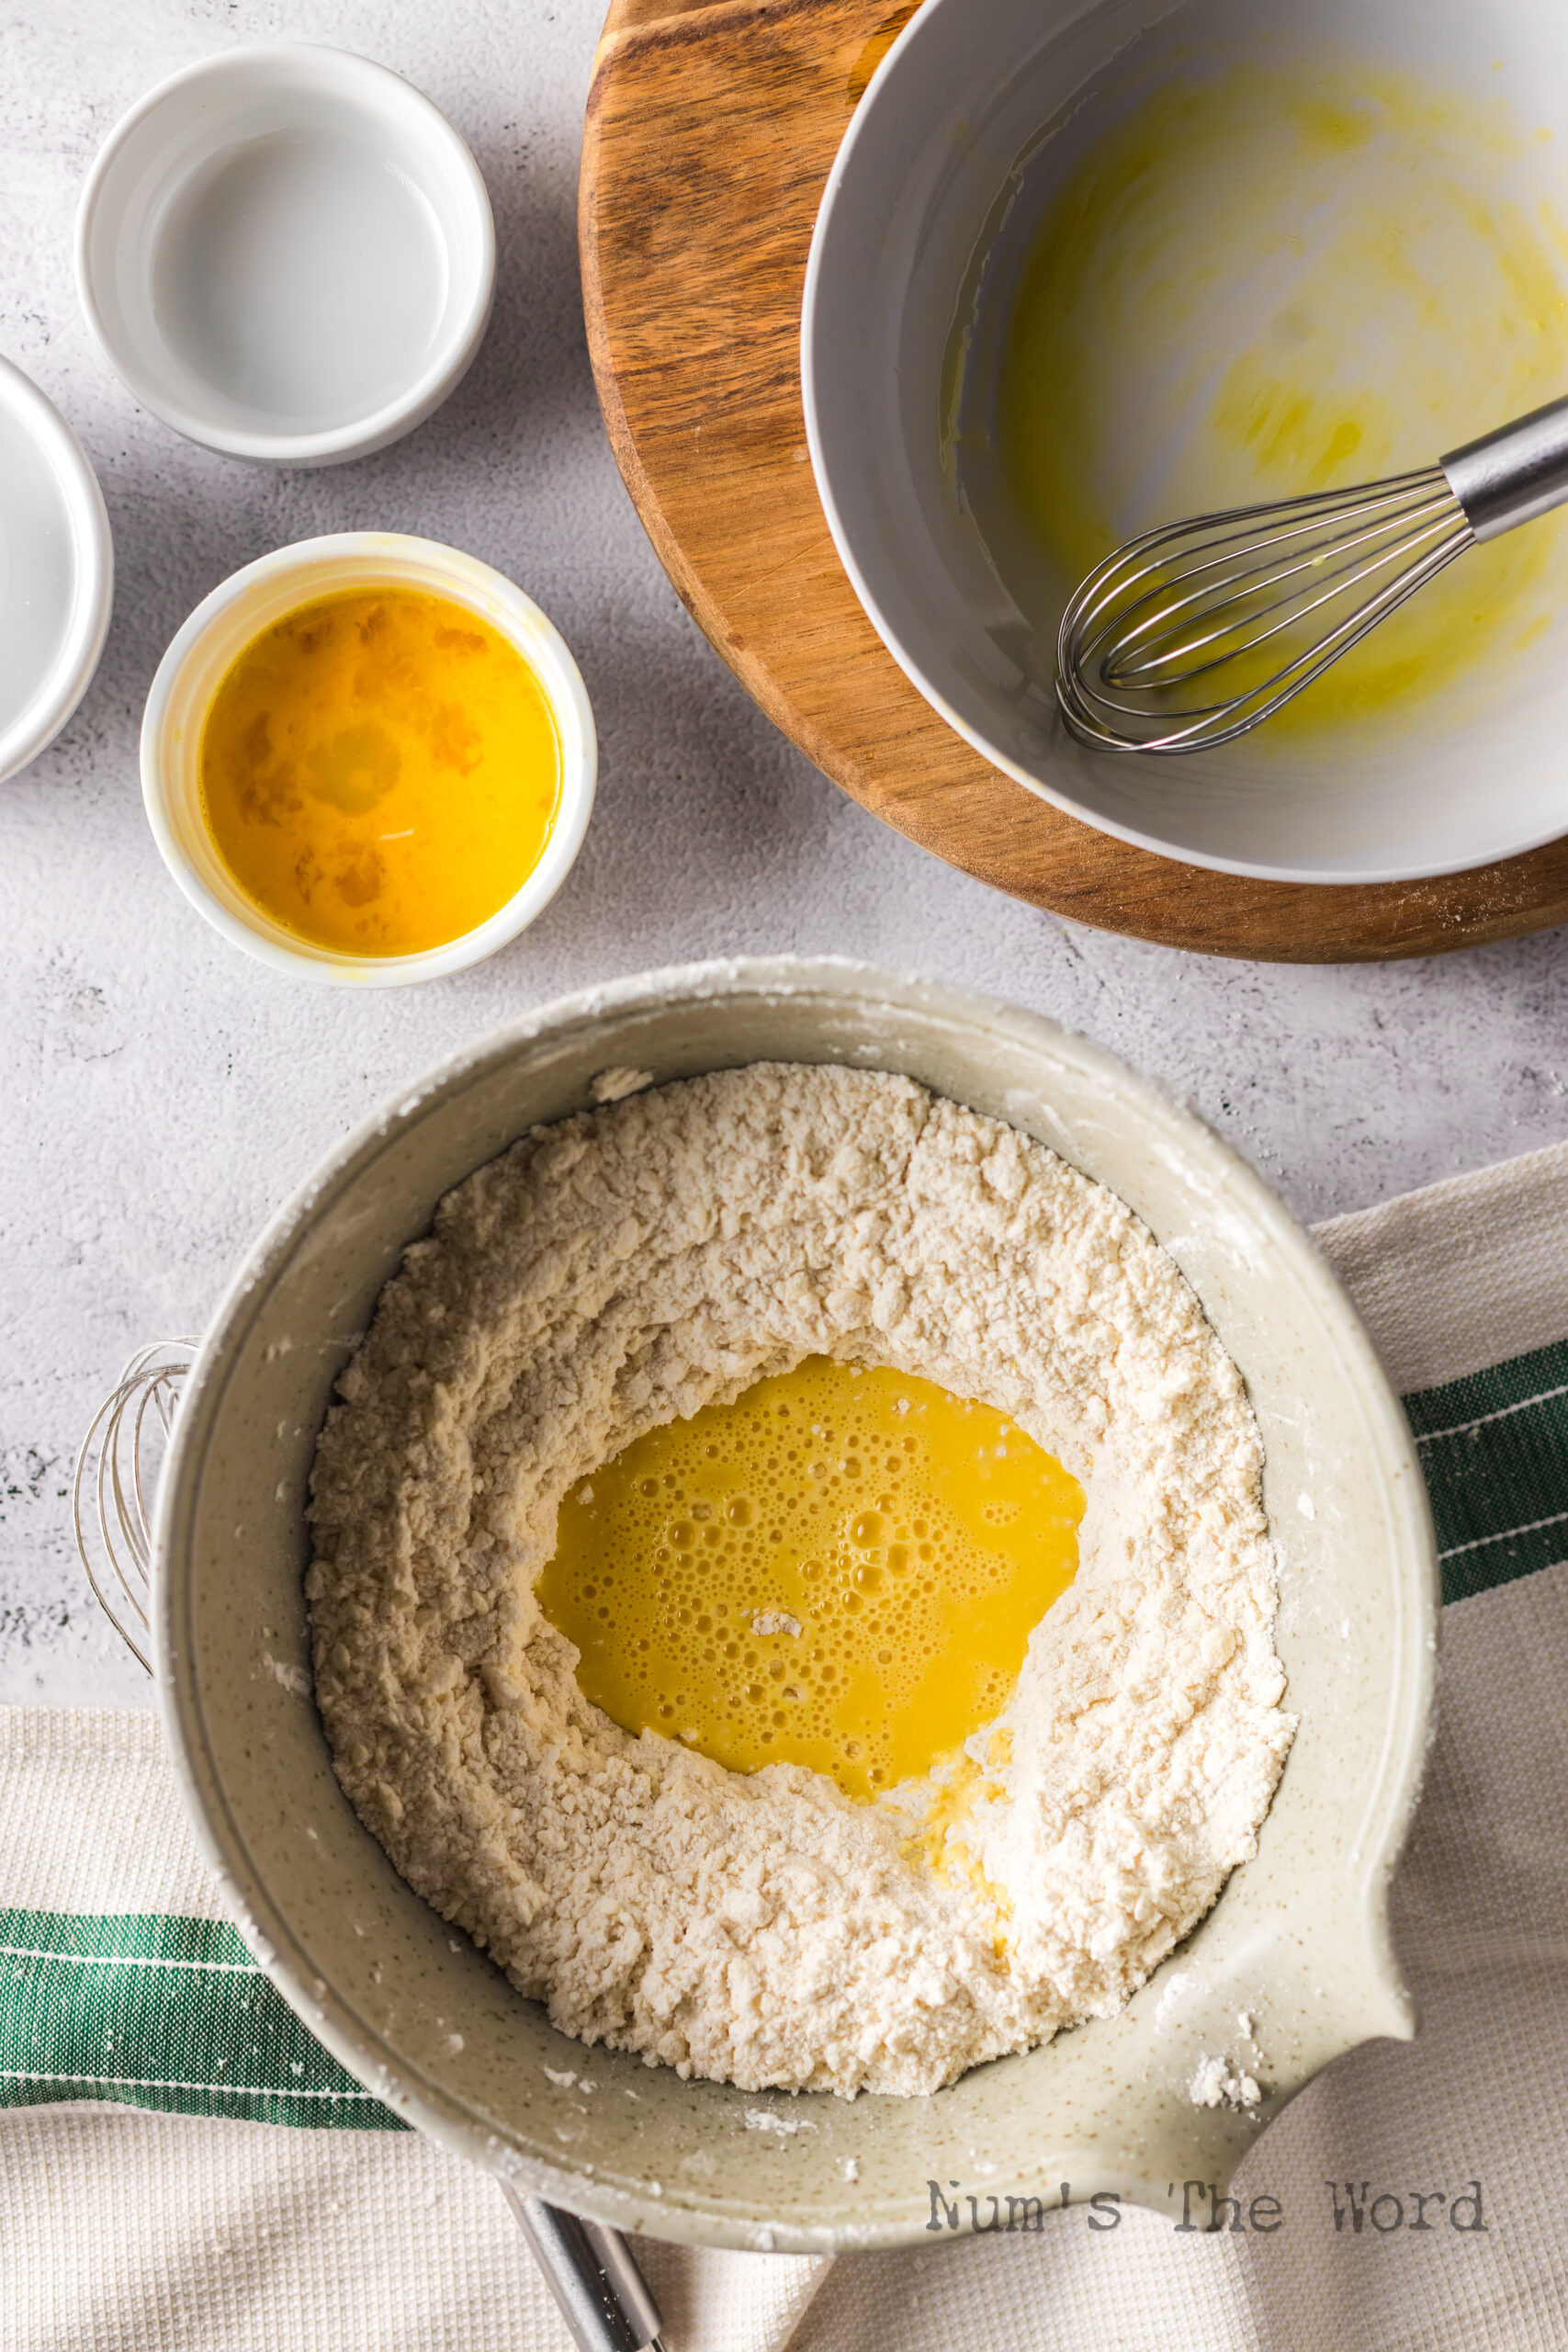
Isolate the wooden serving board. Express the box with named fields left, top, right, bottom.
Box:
left=581, top=0, right=1568, bottom=961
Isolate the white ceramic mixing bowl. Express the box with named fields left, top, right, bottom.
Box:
left=153, top=959, right=1436, bottom=2248
left=803, top=0, right=1568, bottom=882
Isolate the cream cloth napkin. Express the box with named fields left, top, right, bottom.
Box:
left=0, top=1709, right=829, bottom=2352
left=6, top=1137, right=1568, bottom=2351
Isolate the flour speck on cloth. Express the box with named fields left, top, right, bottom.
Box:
left=307, top=1065, right=1294, bottom=2098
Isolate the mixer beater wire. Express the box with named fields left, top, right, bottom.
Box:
left=73, top=1339, right=196, bottom=1675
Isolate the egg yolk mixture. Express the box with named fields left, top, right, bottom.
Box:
left=200, top=586, right=561, bottom=955
left=538, top=1356, right=1085, bottom=1802
left=965, top=59, right=1568, bottom=732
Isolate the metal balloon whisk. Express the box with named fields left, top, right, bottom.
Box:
left=1056, top=392, right=1568, bottom=752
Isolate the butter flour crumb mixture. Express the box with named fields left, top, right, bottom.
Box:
left=307, top=1064, right=1294, bottom=2098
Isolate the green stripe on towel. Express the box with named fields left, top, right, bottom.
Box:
left=0, top=1908, right=407, bottom=2128
left=1404, top=1336, right=1568, bottom=1604
left=6, top=1337, right=1568, bottom=2129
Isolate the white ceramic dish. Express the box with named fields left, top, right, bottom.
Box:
left=141, top=533, right=596, bottom=987
left=76, top=45, right=494, bottom=466
left=0, top=356, right=113, bottom=785
left=803, top=0, right=1568, bottom=883
left=153, top=958, right=1437, bottom=2248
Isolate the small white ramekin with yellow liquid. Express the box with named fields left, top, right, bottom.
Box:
left=141, top=535, right=595, bottom=985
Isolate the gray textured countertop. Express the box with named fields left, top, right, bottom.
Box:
left=5, top=0, right=1568, bottom=1707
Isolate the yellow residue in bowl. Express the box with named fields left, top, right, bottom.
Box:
left=987, top=61, right=1568, bottom=731
left=539, top=1355, right=1085, bottom=1804
left=200, top=585, right=561, bottom=955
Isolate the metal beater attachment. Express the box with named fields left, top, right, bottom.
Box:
left=73, top=1338, right=196, bottom=1674
left=1056, top=391, right=1568, bottom=752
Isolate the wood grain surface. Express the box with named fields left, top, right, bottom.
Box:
left=580, top=0, right=1568, bottom=961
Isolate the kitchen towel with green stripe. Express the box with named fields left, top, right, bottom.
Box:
left=5, top=1137, right=1568, bottom=2352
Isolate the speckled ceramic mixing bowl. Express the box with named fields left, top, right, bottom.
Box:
left=153, top=959, right=1437, bottom=2248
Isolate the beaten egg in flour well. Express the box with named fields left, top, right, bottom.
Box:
left=199, top=586, right=561, bottom=955
left=539, top=1356, right=1086, bottom=1802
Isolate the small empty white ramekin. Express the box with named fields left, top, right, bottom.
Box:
left=141, top=535, right=596, bottom=986
left=76, top=45, right=494, bottom=466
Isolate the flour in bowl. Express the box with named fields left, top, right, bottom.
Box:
left=307, top=1064, right=1294, bottom=2098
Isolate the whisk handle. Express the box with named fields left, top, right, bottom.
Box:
left=1441, top=393, right=1568, bottom=542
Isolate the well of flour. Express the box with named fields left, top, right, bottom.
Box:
left=307, top=1063, right=1295, bottom=2099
